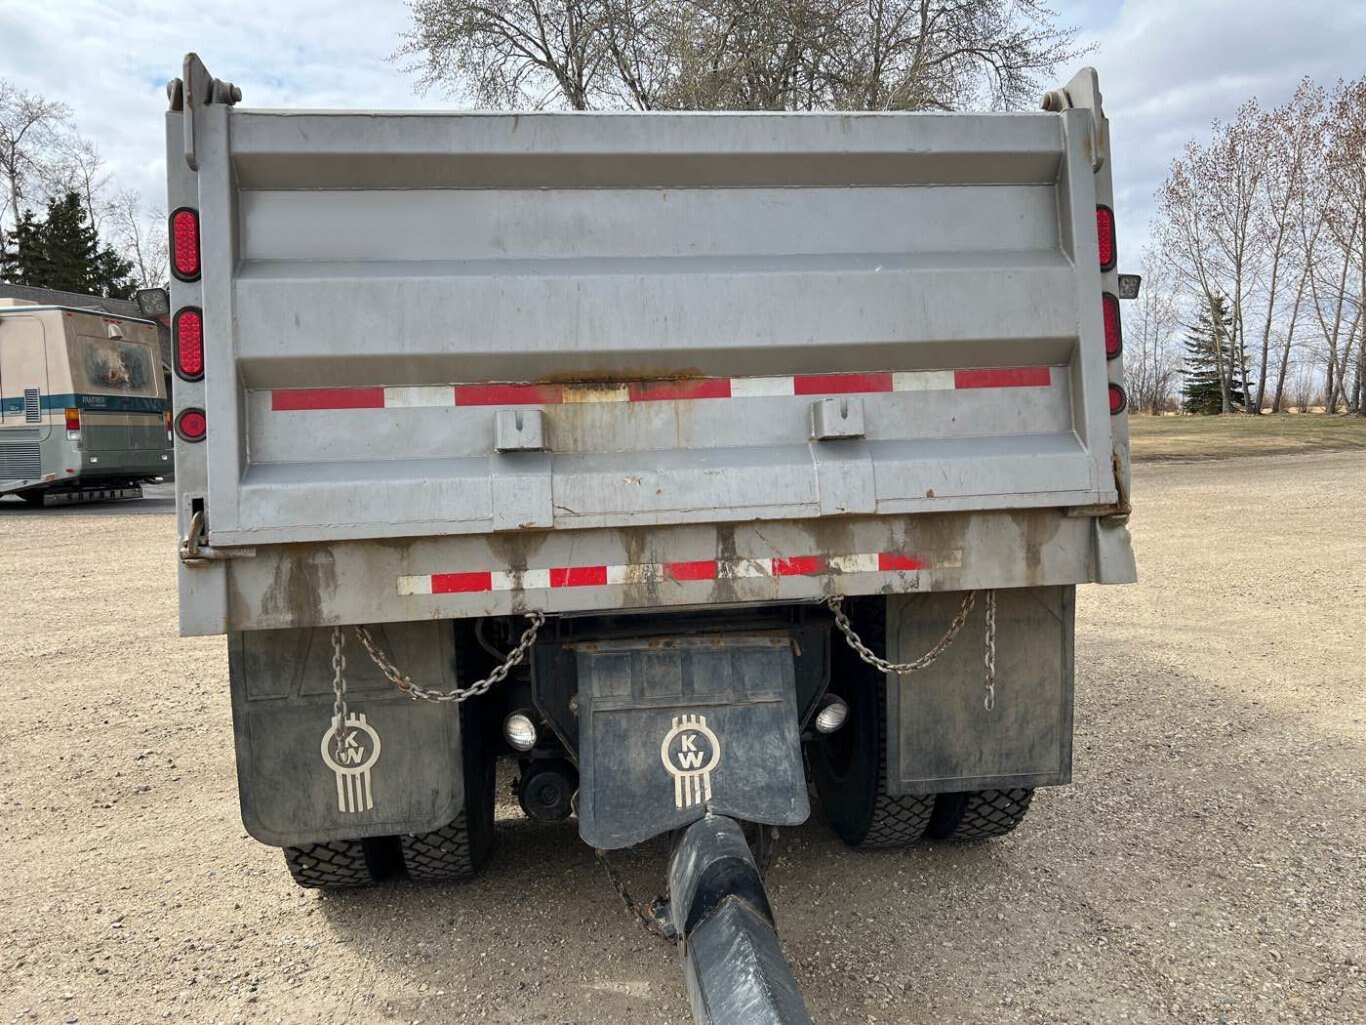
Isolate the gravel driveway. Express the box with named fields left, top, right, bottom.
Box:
left=1, top=457, right=1362, bottom=1024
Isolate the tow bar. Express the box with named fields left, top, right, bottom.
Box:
left=666, top=815, right=813, bottom=1025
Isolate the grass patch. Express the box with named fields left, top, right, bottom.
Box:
left=1128, top=413, right=1366, bottom=462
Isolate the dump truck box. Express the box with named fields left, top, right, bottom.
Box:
left=167, top=57, right=1137, bottom=1023
left=169, top=66, right=1133, bottom=637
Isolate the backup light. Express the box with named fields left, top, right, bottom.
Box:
left=815, top=696, right=849, bottom=734
left=1096, top=206, right=1117, bottom=272
left=170, top=208, right=201, bottom=281
left=1102, top=293, right=1122, bottom=360
left=173, top=307, right=205, bottom=380
left=504, top=712, right=538, bottom=752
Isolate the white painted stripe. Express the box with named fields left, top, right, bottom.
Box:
left=562, top=384, right=631, bottom=404
left=829, top=553, right=881, bottom=573
left=892, top=370, right=956, bottom=392
left=719, top=558, right=774, bottom=579
left=396, top=575, right=432, bottom=596
left=729, top=376, right=795, bottom=398
left=385, top=386, right=452, bottom=408
left=605, top=562, right=668, bottom=585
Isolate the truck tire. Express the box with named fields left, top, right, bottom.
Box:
left=809, top=596, right=934, bottom=848
left=284, top=838, right=381, bottom=889
left=927, top=788, right=1034, bottom=842
left=399, top=625, right=498, bottom=882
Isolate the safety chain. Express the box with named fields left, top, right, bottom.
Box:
left=328, top=610, right=545, bottom=746
left=594, top=849, right=677, bottom=944
left=983, top=589, right=997, bottom=711
left=825, top=590, right=998, bottom=710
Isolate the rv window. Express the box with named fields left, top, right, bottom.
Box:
left=75, top=335, right=158, bottom=396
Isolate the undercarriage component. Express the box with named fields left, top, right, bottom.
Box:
left=668, top=815, right=812, bottom=1025
left=810, top=596, right=935, bottom=847
left=518, top=759, right=578, bottom=823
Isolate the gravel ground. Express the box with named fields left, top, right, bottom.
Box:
left=1, top=458, right=1362, bottom=1025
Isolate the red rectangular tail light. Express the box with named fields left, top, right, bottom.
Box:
left=170, top=208, right=201, bottom=281
left=173, top=307, right=205, bottom=380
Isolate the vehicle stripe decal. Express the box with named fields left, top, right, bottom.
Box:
left=270, top=368, right=1052, bottom=412
left=396, top=550, right=951, bottom=596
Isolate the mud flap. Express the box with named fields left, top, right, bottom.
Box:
left=228, top=621, right=464, bottom=847
left=575, top=633, right=810, bottom=850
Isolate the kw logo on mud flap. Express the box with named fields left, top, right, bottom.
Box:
left=661, top=714, right=721, bottom=810
left=320, top=713, right=381, bottom=813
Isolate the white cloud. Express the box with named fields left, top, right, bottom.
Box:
left=4, top=0, right=1365, bottom=277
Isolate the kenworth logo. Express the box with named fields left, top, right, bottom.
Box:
left=660, top=714, right=722, bottom=810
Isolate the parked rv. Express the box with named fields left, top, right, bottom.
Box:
left=166, top=53, right=1136, bottom=1024
left=0, top=300, right=173, bottom=505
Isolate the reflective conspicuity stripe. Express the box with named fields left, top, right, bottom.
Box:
left=396, top=550, right=958, bottom=596
left=270, top=367, right=1052, bottom=412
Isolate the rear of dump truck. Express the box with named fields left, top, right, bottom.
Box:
left=166, top=54, right=1135, bottom=1022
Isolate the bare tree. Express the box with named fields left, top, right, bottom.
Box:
left=107, top=189, right=168, bottom=289
left=1252, top=82, right=1321, bottom=413
left=1124, top=252, right=1182, bottom=414
left=49, top=135, right=111, bottom=232
left=398, top=0, right=1083, bottom=111
left=0, top=81, right=70, bottom=242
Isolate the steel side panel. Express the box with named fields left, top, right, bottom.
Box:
left=221, top=511, right=1093, bottom=632
left=884, top=585, right=1074, bottom=794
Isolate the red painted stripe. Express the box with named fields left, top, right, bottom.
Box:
left=772, top=555, right=827, bottom=576
left=549, top=565, right=609, bottom=588
left=454, top=383, right=564, bottom=406
left=272, top=387, right=385, bottom=411
left=793, top=372, right=893, bottom=396
left=666, top=559, right=718, bottom=582
left=878, top=552, right=927, bottom=572
left=953, top=367, right=1051, bottom=390
left=627, top=378, right=732, bottom=402
left=431, top=571, right=494, bottom=594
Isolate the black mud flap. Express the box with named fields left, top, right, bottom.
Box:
left=228, top=621, right=464, bottom=848
left=575, top=633, right=809, bottom=850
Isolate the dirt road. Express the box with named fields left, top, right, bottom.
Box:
left=2, top=456, right=1363, bottom=1025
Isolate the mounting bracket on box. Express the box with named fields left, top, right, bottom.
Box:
left=167, top=53, right=241, bottom=171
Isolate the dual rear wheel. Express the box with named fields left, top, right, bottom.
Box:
left=809, top=595, right=1034, bottom=848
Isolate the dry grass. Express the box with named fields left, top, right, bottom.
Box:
left=1128, top=412, right=1366, bottom=462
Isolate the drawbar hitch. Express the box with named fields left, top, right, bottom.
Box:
left=666, top=815, right=813, bottom=1025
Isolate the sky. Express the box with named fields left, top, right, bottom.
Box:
left=3, top=0, right=1366, bottom=271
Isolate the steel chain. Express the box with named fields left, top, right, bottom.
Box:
left=594, top=849, right=677, bottom=944
left=826, top=590, right=999, bottom=711
left=983, top=589, right=997, bottom=711
left=328, top=611, right=544, bottom=751
left=825, top=591, right=977, bottom=674
left=354, top=610, right=544, bottom=703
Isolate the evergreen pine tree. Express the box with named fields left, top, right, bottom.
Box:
left=0, top=191, right=135, bottom=299
left=1182, top=294, right=1245, bottom=414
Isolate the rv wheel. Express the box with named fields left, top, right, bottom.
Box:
left=809, top=596, right=934, bottom=848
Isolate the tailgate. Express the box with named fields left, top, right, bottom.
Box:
left=192, top=107, right=1116, bottom=547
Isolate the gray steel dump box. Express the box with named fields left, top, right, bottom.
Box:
left=169, top=66, right=1133, bottom=636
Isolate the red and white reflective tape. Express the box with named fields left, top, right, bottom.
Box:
left=397, top=550, right=961, bottom=596
left=272, top=367, right=1052, bottom=412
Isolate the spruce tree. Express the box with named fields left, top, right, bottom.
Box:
left=0, top=191, right=134, bottom=299
left=1182, top=294, right=1245, bottom=414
